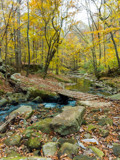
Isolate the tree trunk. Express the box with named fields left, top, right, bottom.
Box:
left=26, top=0, right=30, bottom=77
left=16, top=0, right=21, bottom=72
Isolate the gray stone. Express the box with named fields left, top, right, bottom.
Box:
left=50, top=106, right=85, bottom=135
left=4, top=134, right=22, bottom=146
left=58, top=142, right=79, bottom=158
left=0, top=98, right=8, bottom=107
left=79, top=101, right=111, bottom=108
left=113, top=143, right=120, bottom=157
left=10, top=73, right=21, bottom=82
left=43, top=142, right=58, bottom=156
left=10, top=105, right=33, bottom=119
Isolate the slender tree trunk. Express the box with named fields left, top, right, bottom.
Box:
left=110, top=32, right=120, bottom=68
left=26, top=0, right=30, bottom=77
left=16, top=0, right=21, bottom=72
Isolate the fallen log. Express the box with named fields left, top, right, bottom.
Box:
left=0, top=114, right=17, bottom=133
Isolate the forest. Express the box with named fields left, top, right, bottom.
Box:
left=0, top=0, right=120, bottom=160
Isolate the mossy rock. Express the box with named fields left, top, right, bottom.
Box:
left=5, top=150, right=21, bottom=157
left=27, top=132, right=42, bottom=150
left=28, top=118, right=52, bottom=134
left=27, top=87, right=57, bottom=100
left=58, top=138, right=77, bottom=147
left=73, top=155, right=96, bottom=160
left=22, top=129, right=35, bottom=138
left=98, top=118, right=113, bottom=126
left=88, top=146, right=104, bottom=158
left=4, top=134, right=22, bottom=147
left=58, top=143, right=79, bottom=158
left=87, top=124, right=98, bottom=131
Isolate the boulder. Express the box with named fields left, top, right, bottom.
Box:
left=58, top=142, right=79, bottom=158
left=8, top=93, right=28, bottom=104
left=79, top=101, right=111, bottom=108
left=4, top=134, right=22, bottom=147
left=43, top=142, right=58, bottom=156
left=58, top=138, right=77, bottom=147
left=9, top=105, right=33, bottom=119
left=10, top=73, right=21, bottom=82
left=28, top=118, right=52, bottom=134
left=27, top=87, right=57, bottom=101
left=50, top=106, right=85, bottom=135
left=0, top=98, right=8, bottom=107
left=27, top=132, right=42, bottom=150
left=113, top=143, right=120, bottom=157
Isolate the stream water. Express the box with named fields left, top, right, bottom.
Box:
left=0, top=100, right=76, bottom=123
left=65, top=77, right=112, bottom=97
left=0, top=76, right=112, bottom=123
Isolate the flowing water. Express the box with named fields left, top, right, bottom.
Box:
left=65, top=77, right=111, bottom=97
left=0, top=100, right=76, bottom=123
left=0, top=76, right=112, bottom=123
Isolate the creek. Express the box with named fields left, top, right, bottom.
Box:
left=0, top=76, right=114, bottom=123
left=65, top=76, right=112, bottom=97
left=0, top=100, right=76, bottom=123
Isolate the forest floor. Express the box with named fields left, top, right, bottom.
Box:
left=0, top=72, right=120, bottom=159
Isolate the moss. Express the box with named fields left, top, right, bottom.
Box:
left=27, top=118, right=52, bottom=134
left=28, top=87, right=57, bottom=100
left=0, top=89, right=5, bottom=96
left=0, top=80, right=3, bottom=85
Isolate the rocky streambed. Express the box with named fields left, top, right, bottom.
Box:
left=0, top=72, right=120, bottom=159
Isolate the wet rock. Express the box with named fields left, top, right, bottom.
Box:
left=43, top=142, right=58, bottom=156
left=4, top=134, right=22, bottom=147
left=113, top=143, right=120, bottom=157
left=27, top=132, right=42, bottom=150
left=50, top=106, right=85, bottom=135
left=79, top=101, right=111, bottom=108
left=98, top=118, right=113, bottom=126
left=28, top=118, right=52, bottom=134
left=0, top=98, right=8, bottom=107
left=88, top=146, right=104, bottom=158
left=73, top=155, right=96, bottom=160
left=10, top=105, right=33, bottom=119
left=58, top=142, right=79, bottom=158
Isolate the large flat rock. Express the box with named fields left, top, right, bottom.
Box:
left=50, top=106, right=85, bottom=135
left=79, top=101, right=111, bottom=108
left=9, top=105, right=33, bottom=119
